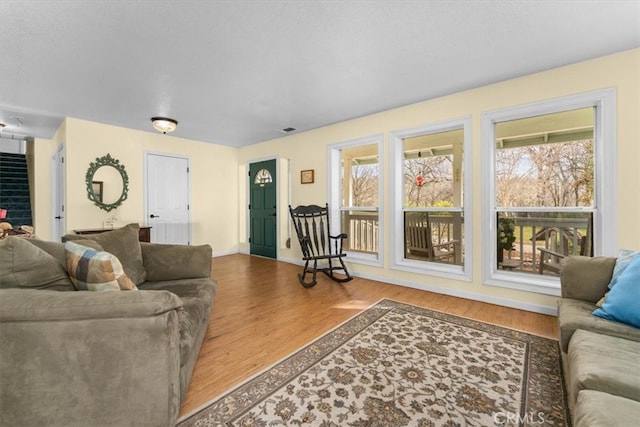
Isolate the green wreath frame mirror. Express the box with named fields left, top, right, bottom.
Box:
left=85, top=153, right=129, bottom=212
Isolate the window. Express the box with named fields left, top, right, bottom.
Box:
left=254, top=168, right=273, bottom=186
left=482, top=89, right=617, bottom=295
left=328, top=135, right=383, bottom=265
left=391, top=118, right=472, bottom=280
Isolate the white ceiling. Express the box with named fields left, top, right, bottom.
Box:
left=1, top=1, right=639, bottom=148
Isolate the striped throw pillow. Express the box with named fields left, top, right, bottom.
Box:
left=64, top=241, right=137, bottom=291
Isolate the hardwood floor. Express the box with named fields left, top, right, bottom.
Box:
left=179, top=254, right=558, bottom=417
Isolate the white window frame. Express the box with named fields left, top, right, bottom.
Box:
left=328, top=134, right=384, bottom=267
left=390, top=117, right=473, bottom=281
left=482, top=88, right=617, bottom=295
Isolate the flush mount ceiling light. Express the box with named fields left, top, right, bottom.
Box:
left=151, top=117, right=178, bottom=134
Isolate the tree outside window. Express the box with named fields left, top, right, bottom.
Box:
left=494, top=108, right=595, bottom=274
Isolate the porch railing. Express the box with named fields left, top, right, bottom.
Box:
left=342, top=212, right=461, bottom=257
left=342, top=212, right=379, bottom=254
left=340, top=212, right=591, bottom=276
left=500, top=214, right=592, bottom=275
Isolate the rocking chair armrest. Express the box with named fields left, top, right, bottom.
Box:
left=329, top=234, right=348, bottom=255
left=537, top=247, right=566, bottom=260
left=330, top=233, right=348, bottom=240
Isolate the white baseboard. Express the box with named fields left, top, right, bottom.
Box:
left=277, top=256, right=304, bottom=266
left=212, top=249, right=243, bottom=258
left=276, top=256, right=557, bottom=316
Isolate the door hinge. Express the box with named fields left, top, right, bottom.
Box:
left=187, top=167, right=190, bottom=173
left=248, top=237, right=251, bottom=243
left=187, top=204, right=190, bottom=210
left=248, top=171, right=251, bottom=176
left=248, top=204, right=251, bottom=210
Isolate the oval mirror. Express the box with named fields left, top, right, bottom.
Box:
left=85, top=153, right=129, bottom=212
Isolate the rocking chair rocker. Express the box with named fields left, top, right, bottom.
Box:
left=289, top=204, right=353, bottom=288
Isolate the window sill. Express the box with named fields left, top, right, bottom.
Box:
left=391, top=258, right=472, bottom=282
left=345, top=251, right=382, bottom=268
left=484, top=271, right=561, bottom=296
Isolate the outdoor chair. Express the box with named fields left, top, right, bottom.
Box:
left=289, top=203, right=353, bottom=288
left=537, top=246, right=566, bottom=275
left=405, top=213, right=458, bottom=263
left=537, top=215, right=593, bottom=275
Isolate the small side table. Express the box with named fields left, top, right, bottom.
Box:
left=73, top=226, right=151, bottom=242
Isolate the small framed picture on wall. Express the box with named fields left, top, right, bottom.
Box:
left=301, top=169, right=314, bottom=184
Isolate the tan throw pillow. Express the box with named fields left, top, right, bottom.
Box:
left=0, top=236, right=74, bottom=291
left=62, top=223, right=146, bottom=285
left=64, top=241, right=137, bottom=291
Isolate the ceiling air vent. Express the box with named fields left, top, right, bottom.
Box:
left=280, top=127, right=296, bottom=134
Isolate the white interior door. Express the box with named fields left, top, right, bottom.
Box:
left=51, top=145, right=65, bottom=242
left=145, top=153, right=190, bottom=244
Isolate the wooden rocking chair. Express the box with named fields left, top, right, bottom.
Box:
left=289, top=204, right=353, bottom=288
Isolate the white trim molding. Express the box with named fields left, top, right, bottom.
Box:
left=327, top=134, right=384, bottom=267
left=277, top=256, right=556, bottom=315
left=389, top=117, right=473, bottom=282
left=481, top=88, right=617, bottom=295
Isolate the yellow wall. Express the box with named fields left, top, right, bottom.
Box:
left=30, top=48, right=639, bottom=313
left=31, top=138, right=52, bottom=239
left=34, top=118, right=239, bottom=255
left=238, top=48, right=640, bottom=313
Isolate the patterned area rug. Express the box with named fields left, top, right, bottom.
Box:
left=178, top=299, right=568, bottom=426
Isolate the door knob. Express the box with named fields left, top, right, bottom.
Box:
left=150, top=214, right=160, bottom=218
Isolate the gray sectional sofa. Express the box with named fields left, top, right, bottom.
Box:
left=0, top=224, right=216, bottom=427
left=558, top=256, right=640, bottom=426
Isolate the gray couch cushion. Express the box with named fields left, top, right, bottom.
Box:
left=140, top=242, right=212, bottom=281
left=574, top=390, right=640, bottom=427
left=0, top=288, right=183, bottom=322
left=139, top=278, right=215, bottom=364
left=63, top=223, right=146, bottom=285
left=557, top=298, right=640, bottom=353
left=0, top=239, right=216, bottom=426
left=27, top=238, right=104, bottom=265
left=0, top=289, right=183, bottom=427
left=567, top=329, right=640, bottom=405
left=560, top=256, right=616, bottom=302
left=0, top=237, right=74, bottom=291
left=25, top=238, right=70, bottom=267
left=138, top=277, right=216, bottom=399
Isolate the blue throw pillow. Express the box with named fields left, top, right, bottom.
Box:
left=593, top=253, right=640, bottom=328
left=608, top=249, right=640, bottom=289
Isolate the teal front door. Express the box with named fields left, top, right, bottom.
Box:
left=249, top=159, right=277, bottom=258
